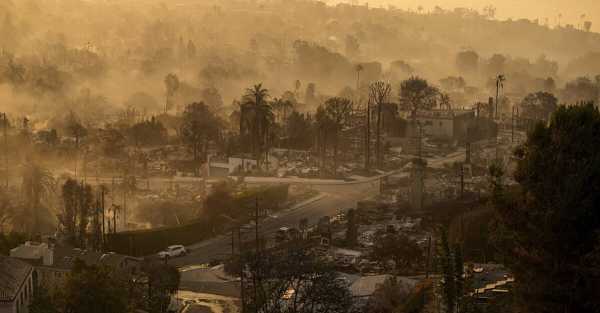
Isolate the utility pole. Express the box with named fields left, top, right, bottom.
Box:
left=465, top=142, right=471, bottom=164
left=417, top=122, right=423, bottom=160
left=3, top=113, right=8, bottom=189
left=253, top=197, right=260, bottom=313
left=365, top=98, right=371, bottom=170
left=238, top=227, right=246, bottom=313
left=511, top=106, right=515, bottom=143
left=112, top=204, right=118, bottom=234
left=460, top=164, right=465, bottom=199
left=376, top=99, right=382, bottom=168
left=231, top=228, right=235, bottom=257
left=123, top=185, right=127, bottom=230
left=101, top=187, right=105, bottom=248
left=355, top=65, right=362, bottom=106
left=495, top=75, right=505, bottom=120
left=94, top=196, right=100, bottom=251
left=425, top=235, right=432, bottom=278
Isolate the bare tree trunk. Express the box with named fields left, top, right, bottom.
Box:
left=194, top=142, right=199, bottom=177
left=365, top=101, right=371, bottom=170
left=376, top=101, right=382, bottom=168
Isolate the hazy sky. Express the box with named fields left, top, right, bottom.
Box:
left=326, top=0, right=600, bottom=31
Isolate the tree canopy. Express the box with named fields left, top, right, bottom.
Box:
left=493, top=103, right=600, bottom=312
left=398, top=77, right=439, bottom=121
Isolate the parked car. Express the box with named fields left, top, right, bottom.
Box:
left=158, top=245, right=187, bottom=258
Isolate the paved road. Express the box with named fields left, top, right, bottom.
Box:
left=168, top=178, right=383, bottom=267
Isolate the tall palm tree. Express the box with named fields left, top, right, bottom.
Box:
left=495, top=75, right=506, bottom=119
left=242, top=84, right=273, bottom=167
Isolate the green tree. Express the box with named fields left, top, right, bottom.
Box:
left=493, top=103, right=600, bottom=312
left=242, top=84, right=274, bottom=167
left=64, top=260, right=129, bottom=313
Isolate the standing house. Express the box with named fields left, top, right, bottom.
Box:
left=415, top=109, right=475, bottom=141
left=10, top=243, right=142, bottom=293
left=0, top=256, right=35, bottom=313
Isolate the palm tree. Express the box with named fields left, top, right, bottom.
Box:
left=21, top=162, right=55, bottom=233
left=495, top=75, right=506, bottom=119
left=271, top=98, right=294, bottom=124
left=242, top=84, right=273, bottom=167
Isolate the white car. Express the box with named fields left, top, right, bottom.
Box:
left=158, top=245, right=187, bottom=258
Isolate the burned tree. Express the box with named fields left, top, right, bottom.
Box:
left=369, top=81, right=392, bottom=168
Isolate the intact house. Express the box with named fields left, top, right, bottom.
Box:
left=415, top=109, right=475, bottom=141
left=395, top=109, right=477, bottom=155
left=0, top=256, right=35, bottom=313
left=10, top=241, right=142, bottom=292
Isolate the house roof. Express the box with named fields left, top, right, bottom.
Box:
left=0, top=256, right=33, bottom=302
left=49, top=246, right=140, bottom=270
